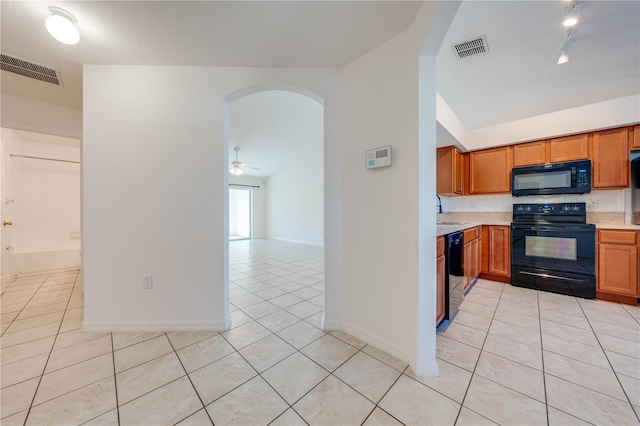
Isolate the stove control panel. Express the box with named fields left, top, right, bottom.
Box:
left=514, top=202, right=587, bottom=216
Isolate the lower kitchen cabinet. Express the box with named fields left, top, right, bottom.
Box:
left=436, top=236, right=445, bottom=326
left=597, top=229, right=639, bottom=305
left=463, top=226, right=481, bottom=290
left=480, top=225, right=510, bottom=282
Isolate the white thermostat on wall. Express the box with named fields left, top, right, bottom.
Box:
left=366, top=145, right=392, bottom=169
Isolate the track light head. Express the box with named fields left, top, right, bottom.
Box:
left=557, top=30, right=575, bottom=65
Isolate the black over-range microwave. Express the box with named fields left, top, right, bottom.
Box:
left=512, top=160, right=591, bottom=197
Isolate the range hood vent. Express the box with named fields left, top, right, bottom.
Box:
left=452, top=36, right=489, bottom=59
left=0, top=54, right=61, bottom=85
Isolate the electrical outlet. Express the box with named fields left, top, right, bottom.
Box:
left=588, top=200, right=598, bottom=210
left=143, top=275, right=153, bottom=289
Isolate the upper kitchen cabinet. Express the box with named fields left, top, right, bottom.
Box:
left=549, top=133, right=589, bottom=163
left=633, top=125, right=640, bottom=151
left=437, top=146, right=464, bottom=196
left=513, top=141, right=547, bottom=167
left=513, top=134, right=589, bottom=167
left=591, top=127, right=630, bottom=189
left=468, top=146, right=513, bottom=194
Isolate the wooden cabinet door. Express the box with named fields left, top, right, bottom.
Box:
left=633, top=125, right=640, bottom=151
left=549, top=134, right=589, bottom=163
left=471, top=237, right=480, bottom=280
left=513, top=141, right=547, bottom=167
left=592, top=128, right=630, bottom=188
left=597, top=243, right=638, bottom=297
left=469, top=146, right=513, bottom=194
left=454, top=149, right=464, bottom=194
left=481, top=225, right=510, bottom=277
left=463, top=241, right=472, bottom=290
left=436, top=254, right=445, bottom=325
left=437, top=146, right=464, bottom=196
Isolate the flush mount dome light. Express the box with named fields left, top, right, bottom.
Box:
left=45, top=6, right=80, bottom=45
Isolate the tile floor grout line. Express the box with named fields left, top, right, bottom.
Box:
left=537, top=290, right=551, bottom=426
left=110, top=332, right=121, bottom=426
left=21, top=272, right=79, bottom=426
left=578, top=300, right=640, bottom=424
left=165, top=333, right=216, bottom=426
left=1, top=275, right=51, bottom=338
left=451, top=280, right=504, bottom=425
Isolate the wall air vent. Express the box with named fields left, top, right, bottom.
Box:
left=452, top=36, right=489, bottom=59
left=0, top=54, right=61, bottom=85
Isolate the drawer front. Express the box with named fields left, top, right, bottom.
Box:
left=464, top=227, right=479, bottom=242
left=598, top=230, right=638, bottom=245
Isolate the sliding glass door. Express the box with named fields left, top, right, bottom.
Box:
left=229, top=187, right=252, bottom=240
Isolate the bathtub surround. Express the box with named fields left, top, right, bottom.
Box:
left=0, top=128, right=81, bottom=276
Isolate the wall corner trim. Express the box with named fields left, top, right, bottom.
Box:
left=82, top=320, right=228, bottom=332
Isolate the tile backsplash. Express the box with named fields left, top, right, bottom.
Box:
left=441, top=189, right=630, bottom=223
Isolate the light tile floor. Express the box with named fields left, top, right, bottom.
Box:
left=1, top=239, right=639, bottom=425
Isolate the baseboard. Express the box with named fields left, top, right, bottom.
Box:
left=321, top=319, right=341, bottom=330
left=82, top=320, right=229, bottom=332
left=479, top=273, right=510, bottom=283
left=596, top=291, right=639, bottom=306
left=270, top=237, right=323, bottom=247
left=340, top=320, right=409, bottom=367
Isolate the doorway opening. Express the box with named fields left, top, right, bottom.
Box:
left=0, top=128, right=81, bottom=291
left=229, top=185, right=252, bottom=241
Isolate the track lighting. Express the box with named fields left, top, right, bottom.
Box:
left=45, top=6, right=80, bottom=45
left=557, top=30, right=574, bottom=65
left=563, top=2, right=583, bottom=27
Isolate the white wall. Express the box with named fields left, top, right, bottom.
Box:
left=340, top=2, right=459, bottom=375
left=1, top=94, right=82, bottom=139
left=265, top=133, right=324, bottom=246
left=436, top=94, right=640, bottom=152
left=82, top=66, right=341, bottom=331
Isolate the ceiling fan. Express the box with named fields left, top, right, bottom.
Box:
left=229, top=147, right=260, bottom=175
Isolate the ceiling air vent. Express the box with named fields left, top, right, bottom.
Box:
left=0, top=54, right=61, bottom=85
left=452, top=36, right=489, bottom=59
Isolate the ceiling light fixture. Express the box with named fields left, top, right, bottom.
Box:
left=563, top=1, right=583, bottom=27
left=45, top=6, right=80, bottom=45
left=229, top=166, right=243, bottom=176
left=557, top=30, right=574, bottom=65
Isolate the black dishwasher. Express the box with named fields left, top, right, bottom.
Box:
left=445, top=231, right=465, bottom=320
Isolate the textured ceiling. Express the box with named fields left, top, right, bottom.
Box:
left=0, top=1, right=423, bottom=109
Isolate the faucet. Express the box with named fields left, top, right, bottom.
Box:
left=436, top=194, right=443, bottom=214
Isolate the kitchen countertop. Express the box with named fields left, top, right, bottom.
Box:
left=595, top=223, right=640, bottom=230
left=436, top=222, right=483, bottom=236
left=436, top=221, right=640, bottom=236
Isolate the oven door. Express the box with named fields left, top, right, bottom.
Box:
left=511, top=223, right=596, bottom=298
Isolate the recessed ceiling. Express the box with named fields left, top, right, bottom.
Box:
left=0, top=1, right=423, bottom=110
